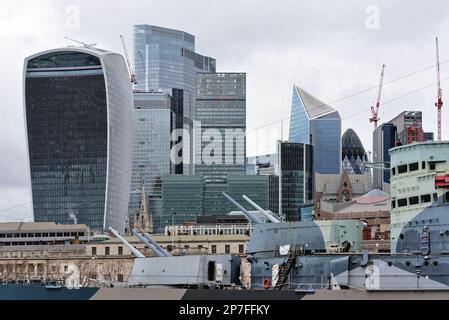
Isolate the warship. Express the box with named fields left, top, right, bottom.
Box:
left=2, top=140, right=449, bottom=300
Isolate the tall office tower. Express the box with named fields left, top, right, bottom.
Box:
left=24, top=48, right=133, bottom=233
left=195, top=73, right=246, bottom=215
left=133, top=25, right=216, bottom=173
left=277, top=141, right=314, bottom=221
left=289, top=85, right=341, bottom=174
left=128, top=91, right=176, bottom=230
left=341, top=129, right=368, bottom=174
left=373, top=123, right=397, bottom=192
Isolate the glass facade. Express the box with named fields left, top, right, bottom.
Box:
left=373, top=123, right=396, bottom=190
left=342, top=128, right=368, bottom=174
left=128, top=92, right=175, bottom=230
left=195, top=73, right=246, bottom=181
left=289, top=86, right=341, bottom=174
left=278, top=141, right=314, bottom=221
left=133, top=25, right=216, bottom=173
left=24, top=49, right=133, bottom=233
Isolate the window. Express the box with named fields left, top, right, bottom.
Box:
left=392, top=200, right=396, bottom=209
left=409, top=196, right=419, bottom=205
left=64, top=232, right=70, bottom=236
left=421, top=194, right=431, bottom=203
left=398, top=198, right=408, bottom=207
left=445, top=192, right=449, bottom=203
left=57, top=233, right=63, bottom=237
left=211, top=245, right=217, bottom=254
left=398, top=165, right=408, bottom=174
left=78, top=232, right=84, bottom=237
left=92, top=247, right=97, bottom=255
left=225, top=245, right=230, bottom=254
left=118, top=246, right=123, bottom=255
left=239, top=245, right=244, bottom=254
left=117, top=274, right=124, bottom=282
left=409, top=162, right=418, bottom=172
left=422, top=161, right=426, bottom=169
left=434, top=193, right=438, bottom=202
left=392, top=168, right=396, bottom=176
left=49, top=233, right=55, bottom=237
left=42, top=233, right=48, bottom=237
left=35, top=233, right=41, bottom=237
left=430, top=163, right=436, bottom=170
left=105, top=247, right=110, bottom=255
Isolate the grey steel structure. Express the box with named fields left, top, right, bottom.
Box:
left=128, top=91, right=175, bottom=228
left=23, top=47, right=133, bottom=233
left=133, top=25, right=216, bottom=174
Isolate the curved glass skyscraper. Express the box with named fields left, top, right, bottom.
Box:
left=23, top=47, right=133, bottom=233
left=342, top=128, right=368, bottom=174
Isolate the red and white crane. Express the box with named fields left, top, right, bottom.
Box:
left=435, top=37, right=443, bottom=141
left=120, top=35, right=138, bottom=85
left=369, top=64, right=386, bottom=129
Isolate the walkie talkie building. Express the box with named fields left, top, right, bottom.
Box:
left=23, top=47, right=133, bottom=233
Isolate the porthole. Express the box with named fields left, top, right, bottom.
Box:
left=445, top=230, right=449, bottom=236
left=406, top=261, right=411, bottom=267
left=387, top=262, right=392, bottom=267
left=433, top=261, right=439, bottom=267
left=399, top=234, right=404, bottom=240
left=424, top=261, right=429, bottom=266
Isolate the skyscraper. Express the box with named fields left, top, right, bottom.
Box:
left=195, top=72, right=246, bottom=214
left=133, top=25, right=216, bottom=173
left=277, top=141, right=314, bottom=221
left=24, top=47, right=133, bottom=233
left=342, top=129, right=368, bottom=174
left=289, top=85, right=341, bottom=174
left=128, top=91, right=176, bottom=229
left=373, top=123, right=396, bottom=191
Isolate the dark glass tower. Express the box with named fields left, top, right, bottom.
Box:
left=24, top=48, right=133, bottom=233
left=342, top=129, right=368, bottom=174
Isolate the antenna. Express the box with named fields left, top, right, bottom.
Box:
left=64, top=36, right=97, bottom=49
left=435, top=37, right=443, bottom=141
left=120, top=35, right=138, bottom=85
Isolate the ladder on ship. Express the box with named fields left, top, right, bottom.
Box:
left=274, top=245, right=301, bottom=290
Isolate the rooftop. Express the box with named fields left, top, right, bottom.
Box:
left=0, top=222, right=89, bottom=232
left=294, top=85, right=339, bottom=119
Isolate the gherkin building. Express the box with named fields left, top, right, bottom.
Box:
left=342, top=129, right=368, bottom=174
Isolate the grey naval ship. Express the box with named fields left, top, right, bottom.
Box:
left=2, top=140, right=449, bottom=300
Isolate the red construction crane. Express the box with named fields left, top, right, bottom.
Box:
left=435, top=37, right=443, bottom=141
left=369, top=64, right=386, bottom=129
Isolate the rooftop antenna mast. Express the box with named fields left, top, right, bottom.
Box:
left=436, top=37, right=443, bottom=141
left=64, top=36, right=97, bottom=49
left=120, top=35, right=138, bottom=85
left=369, top=64, right=386, bottom=129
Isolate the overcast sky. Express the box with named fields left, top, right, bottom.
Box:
left=1, top=0, right=449, bottom=221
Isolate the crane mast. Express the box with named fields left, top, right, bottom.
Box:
left=120, top=35, right=138, bottom=85
left=436, top=37, right=443, bottom=141
left=369, top=64, right=386, bottom=129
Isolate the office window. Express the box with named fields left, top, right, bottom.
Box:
left=117, top=274, right=124, bottom=282
left=445, top=192, right=449, bottom=203
left=430, top=163, right=436, bottom=170
left=398, top=198, right=408, bottom=207
left=105, top=247, right=110, bottom=255
left=118, top=246, right=123, bottom=255
left=239, top=245, right=244, bottom=253
left=391, top=200, right=396, bottom=209
left=422, top=161, right=426, bottom=170
left=92, top=247, right=97, bottom=255
left=434, top=193, right=438, bottom=202
left=421, top=194, right=431, bottom=203
left=211, top=245, right=217, bottom=254
left=409, top=162, right=418, bottom=172
left=225, top=245, right=230, bottom=254
left=392, top=168, right=396, bottom=176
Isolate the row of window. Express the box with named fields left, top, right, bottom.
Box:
left=91, top=244, right=245, bottom=256
left=392, top=193, right=438, bottom=209
left=0, top=232, right=85, bottom=239
left=392, top=161, right=436, bottom=176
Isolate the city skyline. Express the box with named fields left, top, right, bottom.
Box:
left=2, top=0, right=449, bottom=221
